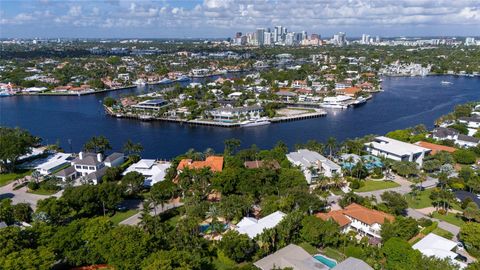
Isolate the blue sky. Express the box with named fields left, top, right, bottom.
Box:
left=1, top=0, right=479, bottom=38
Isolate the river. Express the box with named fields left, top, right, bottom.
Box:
left=1, top=75, right=479, bottom=159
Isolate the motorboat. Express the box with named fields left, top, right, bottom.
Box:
left=441, top=81, right=453, bottom=85
left=158, top=78, right=172, bottom=84
left=320, top=95, right=351, bottom=109
left=134, top=79, right=146, bottom=85
left=240, top=117, right=271, bottom=127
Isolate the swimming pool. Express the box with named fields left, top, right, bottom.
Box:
left=314, top=254, right=337, bottom=268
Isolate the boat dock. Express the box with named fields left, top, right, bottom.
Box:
left=270, top=110, right=327, bottom=122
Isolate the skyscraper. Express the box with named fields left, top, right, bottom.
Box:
left=256, top=28, right=265, bottom=46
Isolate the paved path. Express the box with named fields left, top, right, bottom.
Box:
left=0, top=181, right=61, bottom=210
left=120, top=201, right=184, bottom=226
left=406, top=208, right=460, bottom=241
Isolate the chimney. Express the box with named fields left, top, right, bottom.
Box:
left=79, top=152, right=84, bottom=160
left=97, top=153, right=103, bottom=162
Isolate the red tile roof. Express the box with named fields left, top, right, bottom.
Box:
left=177, top=156, right=224, bottom=172
left=316, top=203, right=394, bottom=227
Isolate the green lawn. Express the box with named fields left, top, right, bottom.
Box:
left=354, top=180, right=400, bottom=192
left=432, top=227, right=454, bottom=240
left=321, top=247, right=346, bottom=262
left=27, top=188, right=59, bottom=195
left=432, top=211, right=466, bottom=227
left=0, top=170, right=31, bottom=186
left=109, top=210, right=139, bottom=225
left=298, top=242, right=319, bottom=255
left=405, top=189, right=434, bottom=209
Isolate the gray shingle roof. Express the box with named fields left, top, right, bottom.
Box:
left=254, top=244, right=327, bottom=270
left=432, top=127, right=458, bottom=138
left=332, top=257, right=373, bottom=270
left=54, top=166, right=76, bottom=177
left=72, top=153, right=102, bottom=166
left=457, top=134, right=480, bottom=143
left=104, top=152, right=124, bottom=163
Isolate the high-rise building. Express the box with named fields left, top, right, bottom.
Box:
left=264, top=31, right=272, bottom=45
left=361, top=34, right=370, bottom=44
left=274, top=26, right=283, bottom=43
left=311, top=34, right=320, bottom=40
left=285, top=32, right=295, bottom=46
left=333, top=32, right=346, bottom=46
left=301, top=31, right=308, bottom=41
left=375, top=36, right=380, bottom=43
left=256, top=28, right=265, bottom=45
left=465, top=37, right=476, bottom=46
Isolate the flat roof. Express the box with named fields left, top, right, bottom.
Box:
left=412, top=233, right=458, bottom=260
left=366, top=136, right=430, bottom=156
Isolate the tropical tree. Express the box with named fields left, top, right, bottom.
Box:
left=326, top=137, right=337, bottom=158
left=0, top=127, right=39, bottom=172
left=122, top=139, right=143, bottom=157
left=83, top=136, right=112, bottom=154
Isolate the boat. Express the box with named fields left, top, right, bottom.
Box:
left=158, top=78, right=172, bottom=84
left=175, top=75, right=190, bottom=82
left=441, top=81, right=453, bottom=85
left=139, top=115, right=153, bottom=121
left=320, top=95, right=351, bottom=109
left=0, top=91, right=11, bottom=97
left=353, top=96, right=367, bottom=106
left=240, top=117, right=271, bottom=127
left=134, top=79, right=146, bottom=85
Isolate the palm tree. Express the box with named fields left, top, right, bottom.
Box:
left=326, top=137, right=337, bottom=158
left=123, top=139, right=143, bottom=157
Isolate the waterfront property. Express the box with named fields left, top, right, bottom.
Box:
left=131, top=98, right=170, bottom=111
left=254, top=244, right=328, bottom=270
left=59, top=152, right=124, bottom=184
left=364, top=136, right=430, bottom=165
left=286, top=149, right=342, bottom=184
left=316, top=203, right=394, bottom=241
left=122, top=159, right=171, bottom=187
left=235, top=211, right=285, bottom=239
left=35, top=153, right=72, bottom=175
left=431, top=127, right=459, bottom=141
left=412, top=233, right=467, bottom=269
left=414, top=141, right=456, bottom=154
left=339, top=154, right=383, bottom=171
left=177, top=156, right=224, bottom=173
left=331, top=257, right=373, bottom=270
left=208, top=105, right=263, bottom=123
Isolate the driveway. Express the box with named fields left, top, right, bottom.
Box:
left=406, top=208, right=460, bottom=241
left=356, top=174, right=413, bottom=200
left=120, top=199, right=183, bottom=226
left=0, top=181, right=61, bottom=210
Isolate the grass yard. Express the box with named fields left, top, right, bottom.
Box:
left=109, top=209, right=139, bottom=225
left=405, top=189, right=434, bottom=209
left=298, top=242, right=319, bottom=255
left=0, top=169, right=31, bottom=186
left=354, top=180, right=400, bottom=192
left=321, top=247, right=346, bottom=262
left=432, top=227, right=454, bottom=240
left=432, top=211, right=466, bottom=227
left=27, top=188, right=59, bottom=195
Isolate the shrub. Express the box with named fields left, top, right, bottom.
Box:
left=27, top=181, right=39, bottom=190
left=418, top=218, right=433, bottom=227
left=453, top=149, right=476, bottom=164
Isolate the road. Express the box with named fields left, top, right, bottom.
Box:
left=0, top=181, right=61, bottom=210
left=406, top=208, right=460, bottom=241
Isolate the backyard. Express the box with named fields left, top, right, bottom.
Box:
left=0, top=169, right=31, bottom=186
left=354, top=180, right=400, bottom=192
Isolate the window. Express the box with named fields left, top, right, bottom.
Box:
left=89, top=166, right=95, bottom=170
left=82, top=165, right=88, bottom=169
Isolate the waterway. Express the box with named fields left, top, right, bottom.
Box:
left=0, top=76, right=479, bottom=159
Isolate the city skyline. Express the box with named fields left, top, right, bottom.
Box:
left=1, top=0, right=480, bottom=38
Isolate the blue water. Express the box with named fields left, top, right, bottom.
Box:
left=1, top=76, right=479, bottom=159
left=314, top=254, right=337, bottom=268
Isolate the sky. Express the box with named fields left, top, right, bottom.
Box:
left=0, top=0, right=479, bottom=38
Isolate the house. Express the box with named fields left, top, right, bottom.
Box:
left=316, top=203, right=394, bottom=240
left=432, top=127, right=459, bottom=141
left=275, top=91, right=297, bottom=102
left=292, top=80, right=308, bottom=88
left=286, top=149, right=342, bottom=184
left=35, top=153, right=72, bottom=175
left=254, top=244, right=328, bottom=270
left=336, top=86, right=361, bottom=97
left=67, top=152, right=124, bottom=184
left=235, top=211, right=286, bottom=239
left=414, top=141, right=456, bottom=155
left=332, top=257, right=373, bottom=270
left=54, top=166, right=78, bottom=182
left=208, top=105, right=263, bottom=122
left=244, top=160, right=280, bottom=170
left=364, top=136, right=431, bottom=165
left=458, top=116, right=480, bottom=129
left=132, top=99, right=170, bottom=111
left=177, top=156, right=224, bottom=173
left=455, top=134, right=480, bottom=148
left=123, top=159, right=171, bottom=187
left=412, top=233, right=467, bottom=269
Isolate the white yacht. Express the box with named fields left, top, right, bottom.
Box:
left=240, top=117, right=271, bottom=127
left=158, top=78, right=172, bottom=84
left=320, top=95, right=351, bottom=109
left=441, top=81, right=453, bottom=85
left=134, top=79, right=146, bottom=85
left=353, top=96, right=367, bottom=106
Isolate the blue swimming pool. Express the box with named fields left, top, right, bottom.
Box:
left=314, top=254, right=337, bottom=268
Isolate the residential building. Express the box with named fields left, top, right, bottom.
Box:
left=103, top=152, right=125, bottom=167
left=208, top=105, right=263, bottom=122
left=364, top=136, right=431, bottom=165
left=35, top=153, right=72, bottom=175
left=458, top=116, right=480, bottom=129
left=177, top=156, right=224, bottom=173
left=316, top=203, right=394, bottom=240
left=414, top=141, right=456, bottom=155
left=456, top=134, right=480, bottom=148
left=332, top=257, right=373, bottom=270
left=254, top=244, right=328, bottom=270
left=235, top=211, right=286, bottom=239
left=65, top=152, right=124, bottom=184
left=413, top=233, right=467, bottom=269
left=123, top=159, right=171, bottom=186
left=431, top=127, right=459, bottom=141
left=286, top=149, right=342, bottom=184
left=244, top=160, right=280, bottom=170
left=336, top=86, right=361, bottom=96
left=132, top=99, right=169, bottom=111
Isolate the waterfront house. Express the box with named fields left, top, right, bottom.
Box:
left=235, top=211, right=286, bottom=239
left=132, top=99, right=170, bottom=111
left=177, top=156, right=224, bottom=173
left=286, top=149, right=342, bottom=184
left=275, top=91, right=297, bottom=102
left=455, top=134, right=480, bottom=148
left=292, top=80, right=308, bottom=89
left=123, top=159, right=171, bottom=187
left=254, top=244, right=327, bottom=270
left=35, top=153, right=72, bottom=176
left=414, top=141, right=456, bottom=155
left=458, top=116, right=480, bottom=129
left=316, top=203, right=394, bottom=240
left=103, top=152, right=125, bottom=167
left=68, top=152, right=124, bottom=184
left=364, top=136, right=430, bottom=165
left=54, top=166, right=78, bottom=182
left=412, top=233, right=467, bottom=269
left=336, top=86, right=361, bottom=97
left=432, top=127, right=459, bottom=141
left=208, top=105, right=263, bottom=123
left=244, top=160, right=280, bottom=170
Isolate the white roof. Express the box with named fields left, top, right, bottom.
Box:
left=323, top=95, right=352, bottom=102
left=287, top=149, right=341, bottom=170
left=366, top=136, right=430, bottom=156
left=35, top=153, right=71, bottom=174
left=123, top=159, right=171, bottom=187
left=412, top=233, right=458, bottom=260
left=236, top=211, right=286, bottom=239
